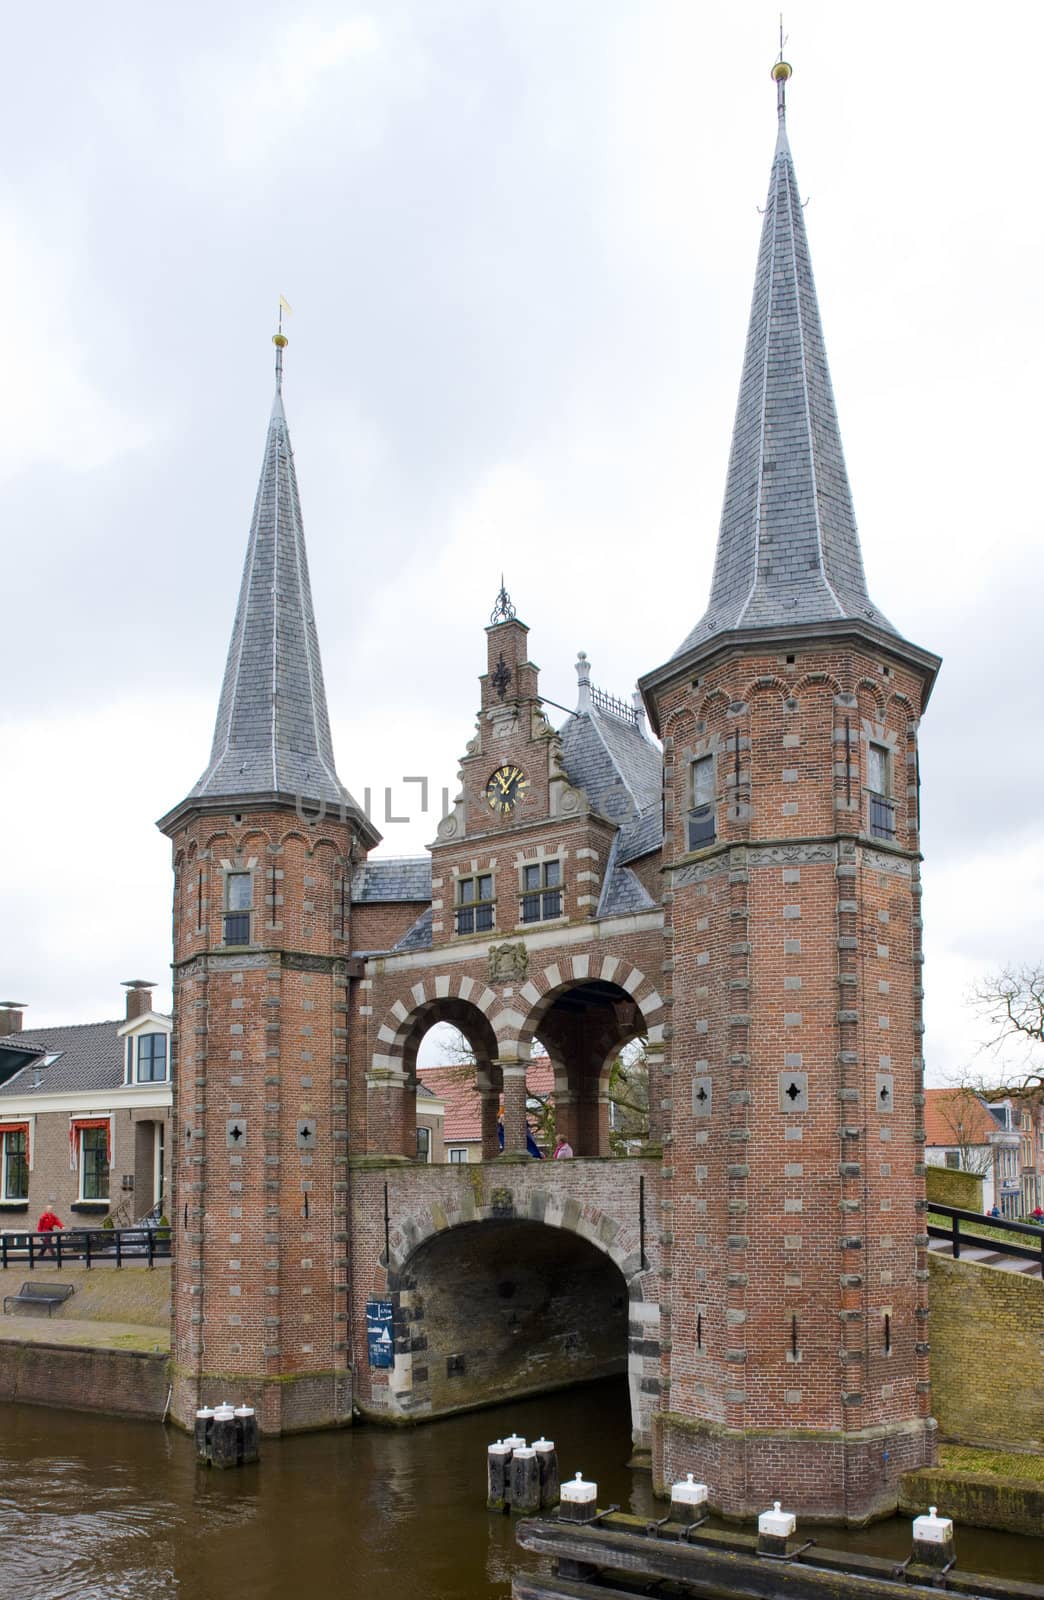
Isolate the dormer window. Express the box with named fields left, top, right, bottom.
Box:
left=456, top=874, right=494, bottom=935
left=867, top=742, right=895, bottom=841
left=224, top=871, right=252, bottom=945
left=521, top=860, right=561, bottom=923
left=687, top=754, right=716, bottom=849
left=137, top=1033, right=168, bottom=1082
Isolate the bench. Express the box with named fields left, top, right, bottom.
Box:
left=2, top=1282, right=75, bottom=1317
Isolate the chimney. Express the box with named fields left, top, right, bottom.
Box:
left=122, top=980, right=156, bottom=1022
left=0, top=1003, right=26, bottom=1037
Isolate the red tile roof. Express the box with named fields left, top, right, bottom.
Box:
left=418, top=1056, right=554, bottom=1143
left=924, top=1088, right=1002, bottom=1148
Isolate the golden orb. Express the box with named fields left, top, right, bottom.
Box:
left=273, top=332, right=288, bottom=348
left=771, top=60, right=793, bottom=83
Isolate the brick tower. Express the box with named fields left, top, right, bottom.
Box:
left=158, top=334, right=380, bottom=1433
left=639, top=63, right=941, bottom=1521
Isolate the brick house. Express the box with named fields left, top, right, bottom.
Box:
left=923, top=1088, right=1021, bottom=1217
left=417, top=1054, right=556, bottom=1162
left=0, top=984, right=172, bottom=1231
left=156, top=63, right=941, bottom=1521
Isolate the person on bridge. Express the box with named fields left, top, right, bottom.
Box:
left=37, top=1204, right=63, bottom=1258
left=553, top=1136, right=574, bottom=1159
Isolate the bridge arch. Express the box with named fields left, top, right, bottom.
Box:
left=370, top=1166, right=660, bottom=1447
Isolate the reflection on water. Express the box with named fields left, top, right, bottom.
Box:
left=0, top=1381, right=1039, bottom=1600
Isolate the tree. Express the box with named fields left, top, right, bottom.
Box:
left=966, top=964, right=1044, bottom=1101
left=607, top=1040, right=650, bottom=1154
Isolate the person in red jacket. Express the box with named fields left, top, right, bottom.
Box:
left=37, top=1205, right=63, bottom=1258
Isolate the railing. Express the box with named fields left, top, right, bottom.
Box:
left=0, top=1226, right=172, bottom=1271
left=927, top=1203, right=1044, bottom=1273
left=868, top=792, right=895, bottom=840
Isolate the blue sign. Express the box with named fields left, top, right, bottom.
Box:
left=366, top=1299, right=394, bottom=1368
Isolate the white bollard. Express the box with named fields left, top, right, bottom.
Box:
left=912, top=1505, right=955, bottom=1569
left=510, top=1446, right=541, bottom=1514
left=559, top=1471, right=598, bottom=1525
left=670, top=1473, right=709, bottom=1526
left=757, top=1500, right=797, bottom=1557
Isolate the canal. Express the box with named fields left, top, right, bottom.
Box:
left=1, top=1379, right=1040, bottom=1599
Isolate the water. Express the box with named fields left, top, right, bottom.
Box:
left=0, top=1381, right=1039, bottom=1600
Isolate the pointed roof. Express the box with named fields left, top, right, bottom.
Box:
left=639, top=63, right=940, bottom=724
left=161, top=340, right=377, bottom=843
left=673, top=65, right=890, bottom=657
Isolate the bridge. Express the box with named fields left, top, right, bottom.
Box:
left=348, top=1156, right=663, bottom=1452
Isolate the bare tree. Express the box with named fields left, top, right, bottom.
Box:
left=607, top=1040, right=650, bottom=1154
left=966, top=965, right=1044, bottom=1101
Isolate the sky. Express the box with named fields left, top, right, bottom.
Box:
left=2, top=1, right=1042, bottom=1087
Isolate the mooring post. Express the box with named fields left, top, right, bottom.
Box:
left=194, top=1406, right=215, bottom=1464
left=557, top=1474, right=600, bottom=1583
left=209, top=1402, right=239, bottom=1470
left=912, top=1506, right=956, bottom=1569
left=532, top=1437, right=559, bottom=1509
left=235, top=1404, right=259, bottom=1465
left=757, top=1500, right=797, bottom=1557
left=671, top=1473, right=709, bottom=1526
left=510, top=1446, right=541, bottom=1514
left=487, top=1439, right=513, bottom=1511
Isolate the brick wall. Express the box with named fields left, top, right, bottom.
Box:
left=928, top=1253, right=1044, bottom=1450
left=925, top=1165, right=984, bottom=1211
left=0, top=1340, right=168, bottom=1419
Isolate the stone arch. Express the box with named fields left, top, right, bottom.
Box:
left=372, top=1170, right=661, bottom=1445
left=371, top=979, right=507, bottom=1159
left=506, top=959, right=665, bottom=1155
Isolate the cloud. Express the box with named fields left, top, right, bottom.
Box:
left=0, top=213, right=153, bottom=480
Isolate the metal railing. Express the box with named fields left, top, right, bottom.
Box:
left=927, top=1203, right=1044, bottom=1273
left=0, top=1226, right=172, bottom=1271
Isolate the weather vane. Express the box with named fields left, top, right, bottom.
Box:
left=490, top=574, right=517, bottom=625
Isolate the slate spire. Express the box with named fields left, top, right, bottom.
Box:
left=172, top=336, right=372, bottom=834
left=672, top=61, right=894, bottom=661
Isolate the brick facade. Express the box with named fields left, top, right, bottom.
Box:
left=159, top=73, right=944, bottom=1522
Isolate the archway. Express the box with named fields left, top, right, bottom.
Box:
left=396, top=1218, right=629, bottom=1419
left=524, top=979, right=650, bottom=1157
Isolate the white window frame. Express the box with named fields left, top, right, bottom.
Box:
left=447, top=1146, right=469, bottom=1165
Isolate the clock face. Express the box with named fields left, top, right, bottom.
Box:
left=485, top=763, right=529, bottom=816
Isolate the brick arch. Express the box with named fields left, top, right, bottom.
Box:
left=795, top=669, right=843, bottom=699
left=374, top=973, right=505, bottom=1068
left=509, top=956, right=666, bottom=1050
left=693, top=686, right=731, bottom=726
left=742, top=671, right=790, bottom=702
left=384, top=1184, right=647, bottom=1285
left=854, top=677, right=887, bottom=718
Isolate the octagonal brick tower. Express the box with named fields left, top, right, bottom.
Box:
left=639, top=63, right=941, bottom=1522
left=158, top=335, right=379, bottom=1434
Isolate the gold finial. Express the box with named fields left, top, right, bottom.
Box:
left=771, top=60, right=792, bottom=83
left=273, top=297, right=292, bottom=391
left=772, top=16, right=792, bottom=118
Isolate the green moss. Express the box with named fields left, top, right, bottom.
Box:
left=938, top=1443, right=1044, bottom=1483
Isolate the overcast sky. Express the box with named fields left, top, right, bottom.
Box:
left=2, top=1, right=1041, bottom=1085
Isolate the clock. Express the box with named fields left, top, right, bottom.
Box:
left=485, top=763, right=529, bottom=816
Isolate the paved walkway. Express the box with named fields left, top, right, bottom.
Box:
left=928, top=1237, right=1042, bottom=1278
left=0, top=1312, right=169, bottom=1352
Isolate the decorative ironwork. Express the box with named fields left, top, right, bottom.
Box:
left=490, top=653, right=512, bottom=700
left=589, top=684, right=640, bottom=726
left=490, top=575, right=517, bottom=625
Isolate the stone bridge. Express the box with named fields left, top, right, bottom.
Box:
left=349, top=1156, right=662, bottom=1450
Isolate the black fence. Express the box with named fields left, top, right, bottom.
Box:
left=928, top=1203, right=1044, bottom=1273
left=0, top=1226, right=172, bottom=1271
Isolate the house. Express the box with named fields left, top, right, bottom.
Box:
left=1017, top=1098, right=1044, bottom=1213
left=0, top=981, right=172, bottom=1231
left=417, top=1055, right=555, bottom=1163
left=924, top=1088, right=1022, bottom=1217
